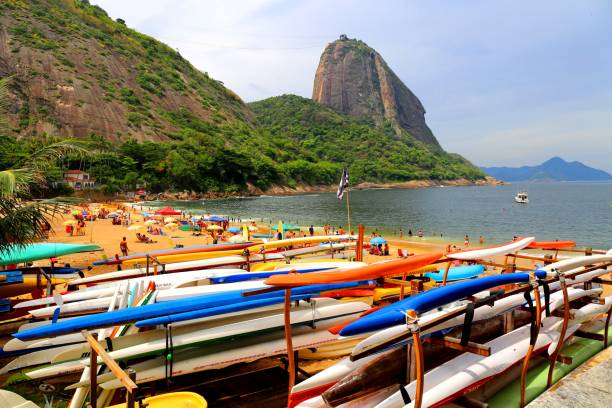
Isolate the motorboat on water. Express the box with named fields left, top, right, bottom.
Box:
left=515, top=191, right=529, bottom=203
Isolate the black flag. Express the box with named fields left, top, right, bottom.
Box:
left=337, top=168, right=349, bottom=200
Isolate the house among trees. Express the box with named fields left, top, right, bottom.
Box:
left=63, top=170, right=96, bottom=190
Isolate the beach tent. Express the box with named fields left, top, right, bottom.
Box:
left=370, top=237, right=387, bottom=245
left=272, top=223, right=301, bottom=231
left=154, top=206, right=181, bottom=216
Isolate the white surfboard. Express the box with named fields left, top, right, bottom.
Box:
left=447, top=237, right=535, bottom=260
left=374, top=300, right=601, bottom=408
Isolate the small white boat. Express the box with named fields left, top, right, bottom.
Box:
left=515, top=191, right=529, bottom=203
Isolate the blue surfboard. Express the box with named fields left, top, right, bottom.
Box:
left=15, top=281, right=375, bottom=341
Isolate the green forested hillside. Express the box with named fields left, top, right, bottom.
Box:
left=249, top=95, right=486, bottom=184
left=0, top=0, right=486, bottom=195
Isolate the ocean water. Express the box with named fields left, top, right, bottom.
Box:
left=144, top=182, right=612, bottom=249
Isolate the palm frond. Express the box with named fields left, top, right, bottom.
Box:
left=0, top=169, right=39, bottom=198
left=26, top=139, right=90, bottom=171
left=0, top=198, right=69, bottom=254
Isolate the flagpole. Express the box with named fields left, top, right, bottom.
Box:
left=346, top=187, right=351, bottom=235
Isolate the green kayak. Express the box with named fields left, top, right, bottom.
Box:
left=487, top=327, right=611, bottom=407
left=0, top=243, right=103, bottom=266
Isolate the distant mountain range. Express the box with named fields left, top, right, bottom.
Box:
left=481, top=157, right=612, bottom=182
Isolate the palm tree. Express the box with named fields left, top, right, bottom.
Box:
left=0, top=77, right=89, bottom=253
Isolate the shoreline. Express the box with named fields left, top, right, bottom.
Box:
left=135, top=177, right=503, bottom=201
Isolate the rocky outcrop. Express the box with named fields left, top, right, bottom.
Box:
left=312, top=36, right=439, bottom=146
left=0, top=0, right=252, bottom=142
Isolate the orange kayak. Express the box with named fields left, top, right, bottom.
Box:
left=527, top=240, right=576, bottom=249
left=264, top=253, right=443, bottom=287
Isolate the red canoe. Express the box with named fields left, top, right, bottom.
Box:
left=527, top=240, right=576, bottom=249
left=264, top=253, right=443, bottom=287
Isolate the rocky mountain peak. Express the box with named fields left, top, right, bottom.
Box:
left=312, top=36, right=439, bottom=146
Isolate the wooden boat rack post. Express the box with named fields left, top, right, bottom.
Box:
left=145, top=254, right=164, bottom=276
left=81, top=330, right=138, bottom=408
left=546, top=272, right=570, bottom=388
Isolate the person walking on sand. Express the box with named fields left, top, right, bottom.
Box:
left=120, top=237, right=129, bottom=256
left=479, top=235, right=484, bottom=245
left=399, top=228, right=404, bottom=239
left=309, top=225, right=314, bottom=237
left=464, top=235, right=470, bottom=247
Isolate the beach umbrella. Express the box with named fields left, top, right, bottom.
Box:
left=248, top=225, right=259, bottom=232
left=63, top=220, right=77, bottom=226
left=71, top=210, right=80, bottom=216
left=228, top=226, right=241, bottom=233
left=228, top=234, right=244, bottom=243
left=155, top=206, right=181, bottom=216
left=142, top=213, right=151, bottom=218
left=144, top=220, right=158, bottom=226
left=127, top=225, right=143, bottom=231
left=206, top=215, right=226, bottom=223
left=370, top=237, right=387, bottom=245
left=191, top=215, right=203, bottom=221
left=164, top=217, right=176, bottom=224
left=165, top=222, right=178, bottom=229
left=108, top=213, right=119, bottom=218
left=207, top=225, right=223, bottom=231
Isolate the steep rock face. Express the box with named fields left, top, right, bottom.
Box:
left=0, top=0, right=252, bottom=142
left=312, top=36, right=439, bottom=146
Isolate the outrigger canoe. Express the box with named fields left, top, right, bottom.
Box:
left=447, top=237, right=534, bottom=260
left=14, top=281, right=373, bottom=340
left=0, top=243, right=102, bottom=266
left=424, top=264, right=485, bottom=282
left=264, top=253, right=443, bottom=287
left=95, top=242, right=254, bottom=265
left=339, top=271, right=548, bottom=336
left=527, top=240, right=576, bottom=249
left=121, top=235, right=355, bottom=266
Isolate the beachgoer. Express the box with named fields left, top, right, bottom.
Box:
left=479, top=235, right=484, bottom=245
left=120, top=237, right=128, bottom=256
left=309, top=225, right=314, bottom=236
left=408, top=229, right=413, bottom=237
left=115, top=254, right=122, bottom=271
left=384, top=243, right=389, bottom=256
left=464, top=235, right=470, bottom=246
left=399, top=228, right=403, bottom=239
left=276, top=231, right=282, bottom=240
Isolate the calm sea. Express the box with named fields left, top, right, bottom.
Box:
left=144, top=182, right=612, bottom=250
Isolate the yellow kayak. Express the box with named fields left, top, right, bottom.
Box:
left=250, top=258, right=350, bottom=272
left=122, top=236, right=351, bottom=266
left=0, top=275, right=72, bottom=298
left=108, top=392, right=206, bottom=408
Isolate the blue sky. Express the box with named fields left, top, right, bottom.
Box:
left=95, top=1, right=612, bottom=171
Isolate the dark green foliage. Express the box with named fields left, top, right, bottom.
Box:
left=249, top=95, right=486, bottom=183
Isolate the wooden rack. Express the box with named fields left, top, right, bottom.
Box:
left=81, top=330, right=138, bottom=408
